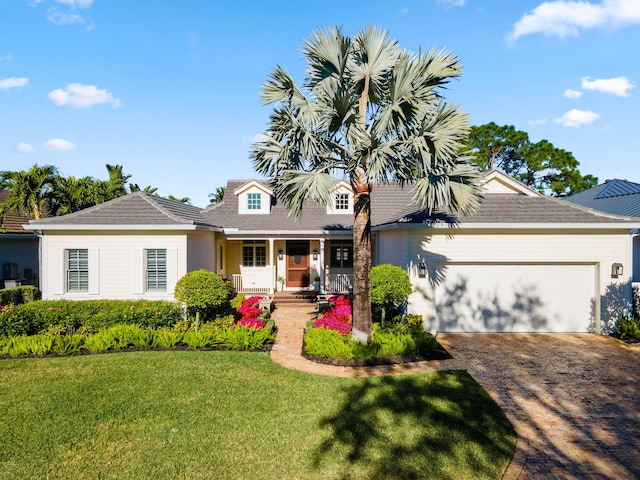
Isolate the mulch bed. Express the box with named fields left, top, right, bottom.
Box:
left=609, top=333, right=640, bottom=345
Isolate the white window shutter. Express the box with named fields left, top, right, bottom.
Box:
left=167, top=248, right=178, bottom=294
left=53, top=249, right=64, bottom=295
left=133, top=249, right=144, bottom=295
left=88, top=249, right=100, bottom=295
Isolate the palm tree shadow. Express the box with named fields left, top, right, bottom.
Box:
left=312, top=372, right=514, bottom=480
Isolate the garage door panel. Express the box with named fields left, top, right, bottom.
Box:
left=434, top=264, right=596, bottom=333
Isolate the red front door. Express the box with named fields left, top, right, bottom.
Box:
left=286, top=241, right=309, bottom=288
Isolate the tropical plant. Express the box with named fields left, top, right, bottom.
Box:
left=49, top=174, right=100, bottom=215
left=251, top=26, right=482, bottom=342
left=0, top=164, right=58, bottom=224
left=208, top=186, right=226, bottom=204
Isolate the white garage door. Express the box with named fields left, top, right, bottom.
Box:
left=434, top=263, right=596, bottom=333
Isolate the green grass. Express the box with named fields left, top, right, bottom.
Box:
left=0, top=351, right=515, bottom=479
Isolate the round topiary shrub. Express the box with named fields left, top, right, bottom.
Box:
left=174, top=270, right=234, bottom=330
left=370, top=264, right=412, bottom=325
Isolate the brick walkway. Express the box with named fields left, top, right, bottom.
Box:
left=270, top=305, right=640, bottom=479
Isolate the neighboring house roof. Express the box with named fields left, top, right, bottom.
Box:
left=0, top=190, right=39, bottom=234
left=25, top=172, right=640, bottom=232
left=25, top=192, right=217, bottom=230
left=564, top=179, right=640, bottom=218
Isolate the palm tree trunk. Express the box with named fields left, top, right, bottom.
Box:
left=351, top=180, right=372, bottom=343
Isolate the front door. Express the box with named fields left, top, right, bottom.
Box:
left=286, top=241, right=309, bottom=288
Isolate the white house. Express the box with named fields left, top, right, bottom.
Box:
left=25, top=170, right=640, bottom=334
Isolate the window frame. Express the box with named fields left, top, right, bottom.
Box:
left=66, top=248, right=89, bottom=292
left=247, top=193, right=261, bottom=210
left=329, top=241, right=353, bottom=269
left=334, top=192, right=349, bottom=211
left=242, top=240, right=267, bottom=267
left=145, top=248, right=167, bottom=292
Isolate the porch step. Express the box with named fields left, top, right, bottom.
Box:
left=273, top=291, right=318, bottom=307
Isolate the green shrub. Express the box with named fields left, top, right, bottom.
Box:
left=216, top=320, right=276, bottom=351
left=303, top=323, right=440, bottom=361
left=616, top=314, right=640, bottom=340
left=0, top=334, right=53, bottom=358
left=52, top=334, right=85, bottom=355
left=0, top=299, right=182, bottom=338
left=152, top=327, right=183, bottom=349
left=182, top=330, right=216, bottom=349
left=370, top=264, right=412, bottom=324
left=0, top=285, right=40, bottom=306
left=174, top=270, right=235, bottom=329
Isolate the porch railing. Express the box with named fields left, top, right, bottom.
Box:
left=325, top=274, right=354, bottom=294
left=230, top=265, right=274, bottom=294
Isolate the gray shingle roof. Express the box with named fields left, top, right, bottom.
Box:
left=565, top=179, right=640, bottom=218
left=29, top=192, right=211, bottom=227
left=26, top=178, right=639, bottom=232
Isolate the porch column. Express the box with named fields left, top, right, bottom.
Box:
left=319, top=238, right=325, bottom=294
left=268, top=238, right=275, bottom=294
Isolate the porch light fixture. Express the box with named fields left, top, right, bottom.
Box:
left=312, top=249, right=319, bottom=261
left=418, top=262, right=427, bottom=278
left=611, top=263, right=623, bottom=278
left=277, top=250, right=284, bottom=260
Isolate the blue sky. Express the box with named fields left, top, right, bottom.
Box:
left=1, top=0, right=638, bottom=207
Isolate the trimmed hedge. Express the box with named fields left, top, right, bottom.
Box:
left=0, top=286, right=40, bottom=306
left=0, top=299, right=182, bottom=338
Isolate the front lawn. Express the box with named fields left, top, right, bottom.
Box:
left=0, top=351, right=515, bottom=479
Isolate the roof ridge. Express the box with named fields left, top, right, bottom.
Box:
left=595, top=179, right=640, bottom=199
left=137, top=193, right=201, bottom=224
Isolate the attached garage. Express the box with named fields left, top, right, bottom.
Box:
left=433, top=263, right=597, bottom=333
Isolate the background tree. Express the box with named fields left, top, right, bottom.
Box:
left=95, top=164, right=131, bottom=203
left=50, top=175, right=100, bottom=215
left=129, top=183, right=159, bottom=195
left=251, top=26, right=482, bottom=342
left=466, top=122, right=598, bottom=196
left=0, top=164, right=58, bottom=223
left=167, top=195, right=191, bottom=204
left=208, top=186, right=226, bottom=205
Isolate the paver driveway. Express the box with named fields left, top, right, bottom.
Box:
left=437, top=333, right=640, bottom=480
left=271, top=306, right=640, bottom=479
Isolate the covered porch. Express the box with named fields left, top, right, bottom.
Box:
left=216, top=235, right=355, bottom=295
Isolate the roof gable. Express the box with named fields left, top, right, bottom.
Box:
left=481, top=169, right=539, bottom=196
left=594, top=179, right=640, bottom=199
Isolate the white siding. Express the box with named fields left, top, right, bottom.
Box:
left=41, top=232, right=190, bottom=301
left=377, top=229, right=409, bottom=267
left=187, top=232, right=216, bottom=272
left=377, top=228, right=634, bottom=333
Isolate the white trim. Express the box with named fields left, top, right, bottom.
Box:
left=481, top=169, right=540, bottom=196
left=373, top=222, right=640, bottom=231
left=88, top=248, right=99, bottom=295
left=23, top=224, right=221, bottom=232
left=133, top=249, right=144, bottom=294
left=233, top=180, right=273, bottom=196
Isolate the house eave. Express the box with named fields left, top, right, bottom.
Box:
left=23, top=224, right=222, bottom=232
left=222, top=228, right=353, bottom=236
left=373, top=222, right=640, bottom=231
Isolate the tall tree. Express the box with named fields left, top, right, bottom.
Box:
left=50, top=175, right=100, bottom=215
left=208, top=186, right=225, bottom=204
left=466, top=122, right=598, bottom=196
left=167, top=195, right=191, bottom=204
left=251, top=26, right=482, bottom=342
left=95, top=164, right=131, bottom=202
left=0, top=164, right=58, bottom=222
left=129, top=183, right=159, bottom=195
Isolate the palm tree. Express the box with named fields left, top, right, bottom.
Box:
left=251, top=26, right=482, bottom=343
left=50, top=175, right=100, bottom=215
left=0, top=164, right=58, bottom=222
left=167, top=195, right=191, bottom=204
left=208, top=186, right=225, bottom=205
left=95, top=164, right=131, bottom=202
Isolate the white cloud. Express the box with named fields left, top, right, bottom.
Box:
left=16, top=142, right=35, bottom=153
left=509, top=0, right=640, bottom=40
left=564, top=88, right=583, bottom=98
left=528, top=118, right=548, bottom=125
left=0, top=77, right=29, bottom=90
left=48, top=83, right=122, bottom=108
left=43, top=138, right=76, bottom=151
left=581, top=75, right=635, bottom=96
left=438, top=0, right=465, bottom=6
left=243, top=132, right=268, bottom=143
left=47, top=10, right=85, bottom=26
left=0, top=53, right=12, bottom=61
left=55, top=0, right=93, bottom=8
left=400, top=7, right=409, bottom=14
left=555, top=108, right=600, bottom=127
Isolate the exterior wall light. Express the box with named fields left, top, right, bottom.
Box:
left=611, top=263, right=623, bottom=278
left=277, top=250, right=284, bottom=260
left=312, top=249, right=319, bottom=261
left=418, top=262, right=427, bottom=278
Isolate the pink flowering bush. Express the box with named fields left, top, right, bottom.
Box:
left=237, top=296, right=263, bottom=320
left=235, top=318, right=266, bottom=330
left=313, top=295, right=352, bottom=335
left=313, top=316, right=351, bottom=336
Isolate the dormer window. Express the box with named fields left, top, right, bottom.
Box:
left=247, top=193, right=261, bottom=210
left=335, top=193, right=349, bottom=211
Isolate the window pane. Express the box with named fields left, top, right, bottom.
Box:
left=335, top=193, right=349, bottom=210
left=247, top=193, right=261, bottom=210
left=146, top=249, right=167, bottom=291
left=255, top=246, right=266, bottom=267
left=243, top=246, right=254, bottom=266
left=67, top=249, right=89, bottom=292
